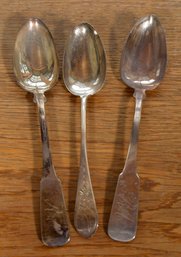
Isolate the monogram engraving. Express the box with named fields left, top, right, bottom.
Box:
left=75, top=163, right=97, bottom=231
left=112, top=177, right=139, bottom=224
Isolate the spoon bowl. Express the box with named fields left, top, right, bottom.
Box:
left=14, top=18, right=59, bottom=93
left=121, top=15, right=167, bottom=90
left=63, top=23, right=106, bottom=96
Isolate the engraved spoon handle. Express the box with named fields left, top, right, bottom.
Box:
left=34, top=92, right=70, bottom=247
left=74, top=95, right=98, bottom=238
left=108, top=89, right=145, bottom=242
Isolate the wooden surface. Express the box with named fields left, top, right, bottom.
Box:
left=0, top=0, right=181, bottom=256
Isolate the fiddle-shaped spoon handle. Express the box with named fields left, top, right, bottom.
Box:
left=34, top=92, right=70, bottom=247
left=108, top=89, right=145, bottom=242
left=74, top=95, right=98, bottom=238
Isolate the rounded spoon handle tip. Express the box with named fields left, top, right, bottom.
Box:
left=40, top=176, right=70, bottom=247
left=108, top=172, right=140, bottom=242
left=74, top=162, right=98, bottom=238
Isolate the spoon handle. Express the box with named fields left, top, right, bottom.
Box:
left=34, top=93, right=70, bottom=247
left=74, top=96, right=98, bottom=238
left=108, top=90, right=145, bottom=242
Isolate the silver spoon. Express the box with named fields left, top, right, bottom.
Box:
left=108, top=15, right=167, bottom=242
left=63, top=23, right=106, bottom=238
left=13, top=18, right=70, bottom=247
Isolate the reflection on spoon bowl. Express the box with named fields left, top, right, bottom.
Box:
left=121, top=14, right=167, bottom=90
left=14, top=18, right=59, bottom=93
left=63, top=23, right=106, bottom=96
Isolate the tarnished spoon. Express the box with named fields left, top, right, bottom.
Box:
left=13, top=18, right=70, bottom=247
left=108, top=15, right=167, bottom=242
left=63, top=23, right=106, bottom=238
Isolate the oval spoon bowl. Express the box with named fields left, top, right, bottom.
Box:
left=121, top=15, right=167, bottom=90
left=63, top=23, right=106, bottom=96
left=14, top=18, right=59, bottom=93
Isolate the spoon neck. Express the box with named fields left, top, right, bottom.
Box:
left=80, top=95, right=88, bottom=160
left=133, top=89, right=146, bottom=100
left=33, top=91, right=47, bottom=104
left=34, top=92, right=54, bottom=177
left=124, top=90, right=145, bottom=173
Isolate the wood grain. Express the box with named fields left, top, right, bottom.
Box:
left=0, top=0, right=181, bottom=256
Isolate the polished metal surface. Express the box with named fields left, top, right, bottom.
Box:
left=14, top=18, right=58, bottom=93
left=108, top=15, right=167, bottom=242
left=63, top=23, right=106, bottom=96
left=121, top=15, right=167, bottom=90
left=63, top=23, right=106, bottom=238
left=13, top=18, right=70, bottom=247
